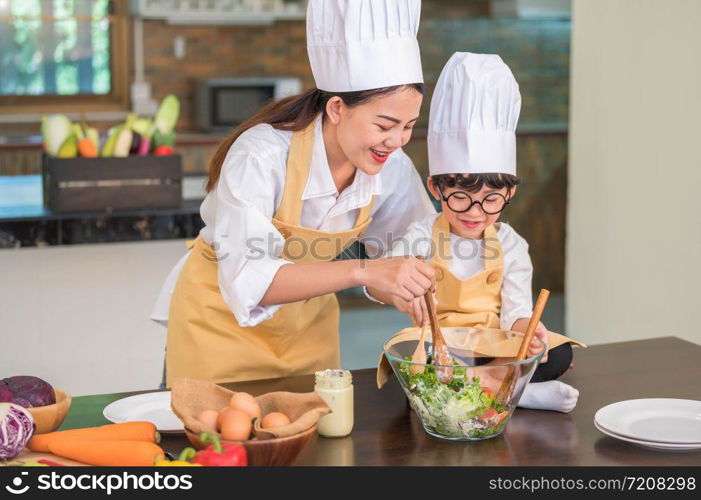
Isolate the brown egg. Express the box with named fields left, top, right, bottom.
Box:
left=219, top=408, right=253, bottom=441
left=229, top=392, right=261, bottom=420
left=196, top=409, right=219, bottom=431
left=261, top=412, right=291, bottom=429
left=217, top=407, right=245, bottom=431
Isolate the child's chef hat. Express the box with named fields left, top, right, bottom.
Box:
left=428, top=52, right=521, bottom=176
left=306, top=0, right=424, bottom=92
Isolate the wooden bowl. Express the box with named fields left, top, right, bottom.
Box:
left=184, top=425, right=317, bottom=466
left=26, top=389, right=72, bottom=434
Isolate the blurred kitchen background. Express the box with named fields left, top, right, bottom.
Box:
left=1, top=0, right=699, bottom=395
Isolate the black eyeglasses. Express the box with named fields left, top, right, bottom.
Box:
left=437, top=187, right=510, bottom=215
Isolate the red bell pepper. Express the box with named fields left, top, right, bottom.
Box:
left=37, top=459, right=64, bottom=467
left=192, top=433, right=247, bottom=467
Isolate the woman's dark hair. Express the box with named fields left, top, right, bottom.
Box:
left=431, top=173, right=521, bottom=195
left=205, top=83, right=425, bottom=192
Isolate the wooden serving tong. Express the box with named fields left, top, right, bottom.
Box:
left=409, top=323, right=428, bottom=375
left=423, top=290, right=454, bottom=383
left=496, top=289, right=550, bottom=403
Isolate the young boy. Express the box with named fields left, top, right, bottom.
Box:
left=368, top=52, right=583, bottom=413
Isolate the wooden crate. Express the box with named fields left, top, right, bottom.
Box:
left=42, top=155, right=183, bottom=213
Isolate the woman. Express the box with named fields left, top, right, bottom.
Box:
left=151, top=0, right=436, bottom=386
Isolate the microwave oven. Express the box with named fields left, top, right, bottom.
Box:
left=195, top=77, right=303, bottom=132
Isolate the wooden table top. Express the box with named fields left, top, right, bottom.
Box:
left=64, top=336, right=701, bottom=466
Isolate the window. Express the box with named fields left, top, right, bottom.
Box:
left=0, top=0, right=128, bottom=113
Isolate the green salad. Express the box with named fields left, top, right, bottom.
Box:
left=399, top=359, right=511, bottom=439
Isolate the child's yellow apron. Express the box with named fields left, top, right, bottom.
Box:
left=430, top=213, right=579, bottom=350
left=165, top=120, right=374, bottom=387
left=377, top=213, right=583, bottom=388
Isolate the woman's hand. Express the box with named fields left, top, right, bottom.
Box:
left=357, top=256, right=435, bottom=303
left=511, top=317, right=549, bottom=363
left=393, top=294, right=435, bottom=327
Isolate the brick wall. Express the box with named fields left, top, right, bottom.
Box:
left=1, top=1, right=570, bottom=293
left=141, top=19, right=313, bottom=132
left=139, top=1, right=568, bottom=132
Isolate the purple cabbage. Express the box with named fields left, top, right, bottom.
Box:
left=1, top=376, right=55, bottom=408
left=0, top=403, right=35, bottom=459
left=0, top=380, right=13, bottom=403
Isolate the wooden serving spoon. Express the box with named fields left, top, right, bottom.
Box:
left=409, top=324, right=429, bottom=375
left=424, top=290, right=453, bottom=383
left=496, top=288, right=550, bottom=404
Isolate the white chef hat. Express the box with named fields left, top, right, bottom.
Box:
left=428, top=52, right=521, bottom=176
left=306, top=0, right=424, bottom=92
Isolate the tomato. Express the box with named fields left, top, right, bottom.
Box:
left=154, top=145, right=174, bottom=156
left=479, top=408, right=498, bottom=421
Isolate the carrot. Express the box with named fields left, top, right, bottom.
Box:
left=72, top=123, right=98, bottom=158
left=28, top=422, right=158, bottom=453
left=77, top=137, right=98, bottom=157
left=48, top=440, right=164, bottom=467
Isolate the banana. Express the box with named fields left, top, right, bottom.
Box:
left=86, top=127, right=100, bottom=151
left=57, top=134, right=78, bottom=158
left=101, top=126, right=122, bottom=157
left=72, top=124, right=85, bottom=140
left=132, top=117, right=152, bottom=136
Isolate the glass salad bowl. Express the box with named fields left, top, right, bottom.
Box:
left=383, top=326, right=546, bottom=441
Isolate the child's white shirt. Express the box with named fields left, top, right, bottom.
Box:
left=366, top=213, right=534, bottom=330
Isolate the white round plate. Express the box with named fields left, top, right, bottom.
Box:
left=595, top=399, right=701, bottom=445
left=594, top=421, right=701, bottom=452
left=103, top=391, right=184, bottom=433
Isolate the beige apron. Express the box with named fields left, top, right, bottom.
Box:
left=377, top=213, right=584, bottom=388
left=431, top=213, right=579, bottom=348
left=432, top=212, right=504, bottom=328
left=166, top=119, right=375, bottom=387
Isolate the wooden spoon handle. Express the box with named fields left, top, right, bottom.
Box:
left=424, top=291, right=453, bottom=383
left=496, top=289, right=550, bottom=403
left=515, top=289, right=550, bottom=361
left=423, top=291, right=440, bottom=345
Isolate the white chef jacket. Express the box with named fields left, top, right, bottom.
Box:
left=366, top=213, right=534, bottom=330
left=150, top=116, right=436, bottom=328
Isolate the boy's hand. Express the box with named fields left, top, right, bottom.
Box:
left=512, top=317, right=549, bottom=363
left=529, top=322, right=549, bottom=363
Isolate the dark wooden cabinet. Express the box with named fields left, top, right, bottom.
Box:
left=42, top=154, right=183, bottom=213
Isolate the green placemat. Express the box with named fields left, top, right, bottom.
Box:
left=58, top=391, right=147, bottom=430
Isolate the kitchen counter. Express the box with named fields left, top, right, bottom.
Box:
left=0, top=175, right=206, bottom=246
left=57, top=337, right=701, bottom=466
left=0, top=175, right=207, bottom=222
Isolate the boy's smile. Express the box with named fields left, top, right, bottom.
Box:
left=448, top=199, right=492, bottom=239
left=458, top=217, right=486, bottom=232
left=427, top=178, right=514, bottom=239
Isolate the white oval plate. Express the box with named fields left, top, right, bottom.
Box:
left=595, top=399, right=701, bottom=445
left=103, top=391, right=184, bottom=433
left=594, top=421, right=701, bottom=451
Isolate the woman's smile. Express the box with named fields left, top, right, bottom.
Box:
left=370, top=148, right=392, bottom=163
